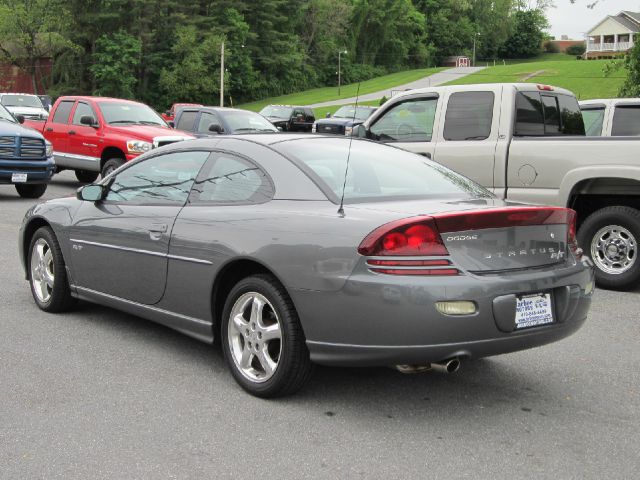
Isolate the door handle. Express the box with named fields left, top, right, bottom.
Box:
left=68, top=130, right=76, bottom=135
left=148, top=223, right=168, bottom=241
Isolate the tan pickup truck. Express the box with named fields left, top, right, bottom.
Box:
left=580, top=98, right=640, bottom=137
left=355, top=83, right=640, bottom=290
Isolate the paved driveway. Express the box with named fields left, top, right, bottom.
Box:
left=1, top=172, right=638, bottom=479
left=308, top=67, right=485, bottom=108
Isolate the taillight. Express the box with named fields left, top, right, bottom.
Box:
left=358, top=217, right=458, bottom=276
left=358, top=217, right=448, bottom=256
left=567, top=209, right=582, bottom=258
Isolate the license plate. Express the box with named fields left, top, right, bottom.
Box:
left=515, top=293, right=554, bottom=329
left=11, top=173, right=27, bottom=183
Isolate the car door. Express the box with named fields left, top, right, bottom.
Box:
left=48, top=100, right=74, bottom=162
left=67, top=101, right=101, bottom=168
left=431, top=87, right=502, bottom=192
left=67, top=149, right=212, bottom=305
left=367, top=94, right=440, bottom=160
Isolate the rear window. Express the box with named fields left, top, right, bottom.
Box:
left=581, top=106, right=605, bottom=136
left=443, top=91, right=494, bottom=141
left=611, top=106, right=640, bottom=136
left=514, top=91, right=585, bottom=136
left=276, top=138, right=491, bottom=203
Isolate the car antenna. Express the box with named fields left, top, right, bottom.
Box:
left=338, top=82, right=361, bottom=218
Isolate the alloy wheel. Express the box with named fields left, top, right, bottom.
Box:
left=30, top=238, right=54, bottom=303
left=591, top=224, right=637, bottom=275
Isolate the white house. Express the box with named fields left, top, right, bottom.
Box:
left=585, top=10, right=639, bottom=58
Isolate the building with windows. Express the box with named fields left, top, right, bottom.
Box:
left=585, top=11, right=639, bottom=59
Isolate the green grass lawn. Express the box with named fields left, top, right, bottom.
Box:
left=238, top=67, right=444, bottom=112
left=446, top=56, right=624, bottom=100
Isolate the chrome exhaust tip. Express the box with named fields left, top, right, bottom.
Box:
left=395, top=358, right=461, bottom=374
left=396, top=364, right=432, bottom=374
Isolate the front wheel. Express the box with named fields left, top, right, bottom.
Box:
left=577, top=206, right=640, bottom=290
left=75, top=170, right=99, bottom=183
left=221, top=274, right=313, bottom=398
left=101, top=158, right=125, bottom=178
left=28, top=226, right=74, bottom=312
left=15, top=183, right=47, bottom=198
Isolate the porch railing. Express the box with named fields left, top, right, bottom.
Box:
left=587, top=41, right=632, bottom=52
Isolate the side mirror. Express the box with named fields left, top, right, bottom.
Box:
left=168, top=121, right=175, bottom=128
left=16, top=114, right=25, bottom=124
left=353, top=124, right=368, bottom=138
left=80, top=115, right=97, bottom=127
left=165, top=110, right=171, bottom=116
left=326, top=112, right=331, bottom=118
left=208, top=124, right=223, bottom=134
left=77, top=184, right=105, bottom=202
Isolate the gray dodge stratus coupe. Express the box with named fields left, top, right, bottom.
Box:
left=20, top=135, right=594, bottom=397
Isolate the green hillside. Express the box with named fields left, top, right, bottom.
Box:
left=446, top=56, right=624, bottom=100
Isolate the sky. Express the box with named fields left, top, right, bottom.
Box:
left=547, top=0, right=640, bottom=39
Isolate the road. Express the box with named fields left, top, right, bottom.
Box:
left=1, top=172, right=639, bottom=479
left=308, top=67, right=486, bottom=108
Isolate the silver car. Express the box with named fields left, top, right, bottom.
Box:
left=19, top=135, right=594, bottom=397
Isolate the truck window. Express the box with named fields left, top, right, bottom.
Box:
left=52, top=101, right=74, bottom=124
left=176, top=110, right=197, bottom=131
left=557, top=94, right=585, bottom=135
left=369, top=97, right=437, bottom=143
left=514, top=92, right=544, bottom=136
left=197, top=112, right=221, bottom=133
left=72, top=102, right=95, bottom=125
left=581, top=107, right=605, bottom=136
left=443, top=91, right=494, bottom=141
left=611, top=106, right=640, bottom=136
left=541, top=95, right=560, bottom=135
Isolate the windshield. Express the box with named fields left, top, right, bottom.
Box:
left=1, top=94, right=43, bottom=109
left=259, top=106, right=293, bottom=118
left=0, top=104, right=16, bottom=123
left=276, top=138, right=491, bottom=203
left=333, top=106, right=375, bottom=120
left=581, top=107, right=605, bottom=136
left=98, top=102, right=167, bottom=126
left=226, top=111, right=278, bottom=132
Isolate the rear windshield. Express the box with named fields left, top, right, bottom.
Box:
left=1, top=94, right=43, bottom=108
left=333, top=106, right=375, bottom=120
left=581, top=106, right=605, bottom=136
left=275, top=138, right=491, bottom=203
left=225, top=110, right=278, bottom=132
left=514, top=91, right=585, bottom=136
left=260, top=106, right=293, bottom=118
left=611, top=106, right=640, bottom=136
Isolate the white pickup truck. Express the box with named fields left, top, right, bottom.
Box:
left=354, top=83, right=640, bottom=290
left=580, top=98, right=640, bottom=136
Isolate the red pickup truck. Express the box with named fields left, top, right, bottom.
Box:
left=161, top=103, right=203, bottom=123
left=24, top=96, right=194, bottom=181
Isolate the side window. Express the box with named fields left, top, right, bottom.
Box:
left=443, top=91, right=494, bottom=141
left=514, top=92, right=544, bottom=136
left=611, top=106, right=640, bottom=136
left=197, top=112, right=221, bottom=133
left=305, top=108, right=315, bottom=121
left=581, top=107, right=605, bottom=136
left=176, top=110, right=198, bottom=131
left=106, top=151, right=210, bottom=204
left=541, top=95, right=560, bottom=135
left=72, top=102, right=95, bottom=125
left=557, top=94, right=585, bottom=135
left=369, top=98, right=438, bottom=143
left=52, top=101, right=74, bottom=124
left=191, top=153, right=273, bottom=204
left=293, top=109, right=305, bottom=120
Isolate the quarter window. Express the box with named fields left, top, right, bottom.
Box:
left=542, top=95, right=560, bottom=135
left=106, top=151, right=210, bottom=204
left=52, top=101, right=74, bottom=124
left=443, top=91, right=494, bottom=141
left=581, top=107, right=605, bottom=136
left=369, top=98, right=438, bottom=142
left=190, top=153, right=273, bottom=204
left=72, top=102, right=95, bottom=125
left=611, top=106, right=640, bottom=136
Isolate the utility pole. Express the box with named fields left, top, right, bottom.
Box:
left=472, top=32, right=480, bottom=67
left=220, top=41, right=225, bottom=107
left=338, top=50, right=347, bottom=95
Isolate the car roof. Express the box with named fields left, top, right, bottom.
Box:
left=180, top=106, right=259, bottom=114
left=159, top=134, right=348, bottom=152
left=261, top=104, right=308, bottom=108
left=57, top=96, right=145, bottom=104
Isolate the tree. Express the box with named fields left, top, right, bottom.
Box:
left=499, top=9, right=548, bottom=58
left=617, top=41, right=640, bottom=97
left=0, top=0, right=78, bottom=93
left=90, top=31, right=141, bottom=98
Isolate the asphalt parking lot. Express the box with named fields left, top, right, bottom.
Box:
left=1, top=172, right=639, bottom=479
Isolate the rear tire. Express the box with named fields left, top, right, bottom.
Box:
left=28, top=226, right=74, bottom=312
left=577, top=206, right=640, bottom=290
left=101, top=158, right=125, bottom=178
left=15, top=183, right=47, bottom=198
left=75, top=170, right=99, bottom=183
left=221, top=274, right=313, bottom=398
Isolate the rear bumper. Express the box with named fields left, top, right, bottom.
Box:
left=294, top=258, right=594, bottom=366
left=0, top=158, right=55, bottom=184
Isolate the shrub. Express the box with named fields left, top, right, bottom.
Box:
left=544, top=41, right=560, bottom=53
left=566, top=44, right=586, bottom=56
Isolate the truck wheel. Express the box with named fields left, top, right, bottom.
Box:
left=101, top=158, right=125, bottom=178
left=75, top=170, right=99, bottom=183
left=577, top=206, right=640, bottom=290
left=15, top=183, right=47, bottom=199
